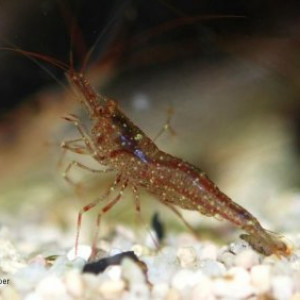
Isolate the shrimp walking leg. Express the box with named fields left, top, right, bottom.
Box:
left=131, top=185, right=145, bottom=236
left=92, top=180, right=128, bottom=253
left=132, top=185, right=143, bottom=225
left=62, top=160, right=114, bottom=187
left=132, top=186, right=160, bottom=247
left=75, top=174, right=122, bottom=255
left=61, top=138, right=91, bottom=155
left=132, top=185, right=141, bottom=213
left=164, top=202, right=199, bottom=239
left=57, top=138, right=89, bottom=168
left=62, top=114, right=96, bottom=152
left=153, top=106, right=176, bottom=141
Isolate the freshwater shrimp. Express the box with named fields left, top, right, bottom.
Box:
left=5, top=48, right=290, bottom=257
left=66, top=68, right=291, bottom=257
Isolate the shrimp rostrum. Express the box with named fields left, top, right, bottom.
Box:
left=66, top=70, right=290, bottom=257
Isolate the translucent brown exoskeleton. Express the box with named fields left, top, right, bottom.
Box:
left=66, top=69, right=291, bottom=257
left=3, top=47, right=290, bottom=257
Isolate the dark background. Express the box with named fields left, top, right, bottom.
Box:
left=1, top=0, right=299, bottom=118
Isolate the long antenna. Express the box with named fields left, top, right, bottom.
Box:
left=80, top=0, right=131, bottom=73
left=0, top=45, right=70, bottom=91
left=57, top=0, right=85, bottom=73
left=1, top=47, right=68, bottom=71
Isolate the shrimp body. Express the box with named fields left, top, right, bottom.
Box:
left=69, top=72, right=289, bottom=257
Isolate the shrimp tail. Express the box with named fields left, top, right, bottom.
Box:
left=240, top=230, right=291, bottom=257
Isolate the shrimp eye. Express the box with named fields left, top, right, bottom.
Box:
left=96, top=106, right=104, bottom=114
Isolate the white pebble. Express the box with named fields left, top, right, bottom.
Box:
left=49, top=256, right=72, bottom=275
left=126, top=283, right=150, bottom=300
left=69, top=257, right=86, bottom=270
left=105, top=265, right=122, bottom=281
left=67, top=245, right=92, bottom=261
left=98, top=280, right=125, bottom=298
left=234, top=249, right=260, bottom=269
left=64, top=270, right=83, bottom=298
left=35, top=275, right=69, bottom=299
left=165, top=288, right=181, bottom=300
left=151, top=283, right=169, bottom=300
left=199, top=259, right=226, bottom=277
left=199, top=244, right=218, bottom=260
left=290, top=257, right=300, bottom=271
left=176, top=247, right=197, bottom=268
left=109, top=248, right=123, bottom=256
left=82, top=273, right=103, bottom=291
left=191, top=276, right=214, bottom=300
left=131, top=244, right=148, bottom=257
left=229, top=240, right=249, bottom=255
left=143, top=247, right=178, bottom=284
left=171, top=269, right=194, bottom=290
left=272, top=261, right=293, bottom=276
left=291, top=293, right=300, bottom=300
left=218, top=251, right=235, bottom=268
left=28, top=255, right=46, bottom=267
left=271, top=275, right=293, bottom=300
left=0, top=286, right=21, bottom=300
left=250, top=265, right=271, bottom=294
left=23, top=292, right=41, bottom=300
left=293, top=271, right=300, bottom=293
left=213, top=267, right=253, bottom=298
left=0, top=239, right=26, bottom=274
left=171, top=269, right=204, bottom=291
left=13, top=263, right=48, bottom=292
left=122, top=258, right=145, bottom=285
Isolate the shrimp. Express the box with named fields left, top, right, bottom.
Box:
left=65, top=69, right=290, bottom=257
left=3, top=47, right=290, bottom=257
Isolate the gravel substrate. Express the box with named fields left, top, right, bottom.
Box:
left=1, top=225, right=300, bottom=300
